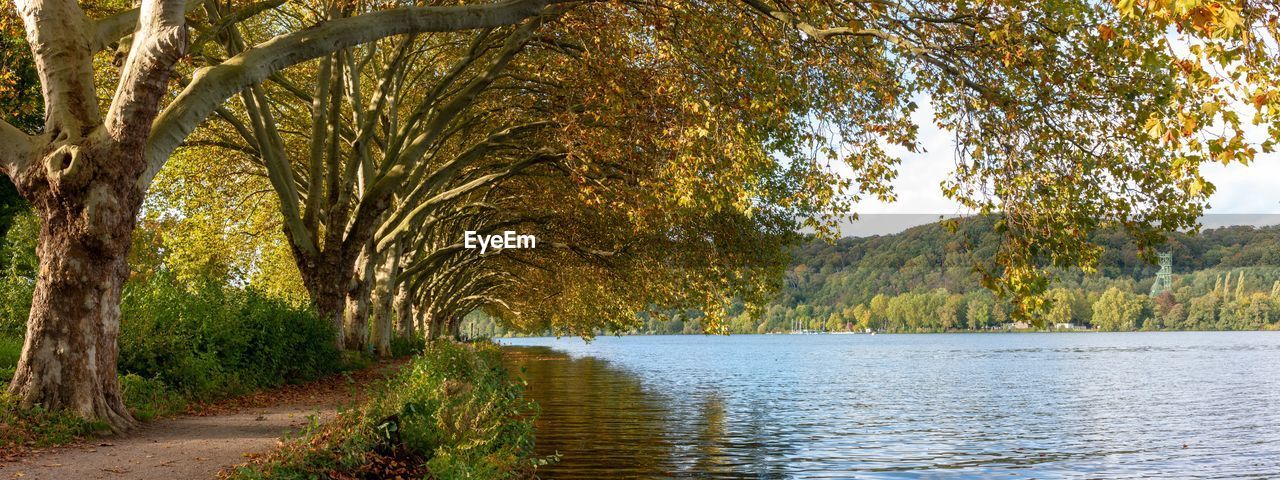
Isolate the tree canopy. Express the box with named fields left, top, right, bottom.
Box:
left=0, top=0, right=1270, bottom=429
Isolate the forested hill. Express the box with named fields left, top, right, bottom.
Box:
left=782, top=216, right=1280, bottom=307
left=615, top=216, right=1280, bottom=335
left=453, top=217, right=1280, bottom=337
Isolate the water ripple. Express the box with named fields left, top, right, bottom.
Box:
left=502, top=332, right=1280, bottom=479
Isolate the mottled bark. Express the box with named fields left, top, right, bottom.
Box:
left=448, top=316, right=463, bottom=339
left=427, top=314, right=448, bottom=341
left=293, top=247, right=350, bottom=349
left=8, top=138, right=148, bottom=433
left=414, top=307, right=427, bottom=339
left=369, top=241, right=401, bottom=357
left=393, top=287, right=414, bottom=339
left=342, top=241, right=376, bottom=352
left=0, top=120, right=39, bottom=177
left=6, top=0, right=186, bottom=432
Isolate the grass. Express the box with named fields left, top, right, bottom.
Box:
left=0, top=395, right=97, bottom=455
left=225, top=341, right=550, bottom=480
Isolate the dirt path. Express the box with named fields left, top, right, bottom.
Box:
left=0, top=362, right=402, bottom=480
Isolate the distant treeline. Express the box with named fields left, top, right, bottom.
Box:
left=469, top=217, right=1280, bottom=336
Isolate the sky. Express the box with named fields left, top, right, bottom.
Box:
left=837, top=98, right=1280, bottom=237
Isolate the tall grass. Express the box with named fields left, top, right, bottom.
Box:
left=228, top=341, right=547, bottom=480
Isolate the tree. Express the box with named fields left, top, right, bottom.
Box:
left=1091, top=287, right=1149, bottom=331
left=192, top=19, right=562, bottom=348
left=1116, top=0, right=1280, bottom=167
left=0, top=211, right=38, bottom=333
left=0, top=0, right=558, bottom=431
left=0, top=4, right=40, bottom=133
left=937, top=294, right=965, bottom=331
left=1044, top=288, right=1077, bottom=327
left=966, top=299, right=991, bottom=330
left=0, top=0, right=1235, bottom=429
left=825, top=312, right=843, bottom=332
left=0, top=3, right=37, bottom=259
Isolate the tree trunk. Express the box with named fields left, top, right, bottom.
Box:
left=393, top=287, right=414, bottom=339
left=342, top=240, right=376, bottom=352
left=296, top=251, right=352, bottom=350
left=8, top=141, right=145, bottom=433
left=414, top=307, right=427, bottom=339
left=369, top=245, right=398, bottom=357
left=427, top=314, right=448, bottom=341
left=448, top=316, right=463, bottom=340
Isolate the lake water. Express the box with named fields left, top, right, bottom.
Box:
left=499, top=332, right=1280, bottom=479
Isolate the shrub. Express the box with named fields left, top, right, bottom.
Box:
left=0, top=335, right=21, bottom=381
left=0, top=273, right=342, bottom=452
left=0, top=217, right=346, bottom=450
left=229, top=341, right=545, bottom=480
left=120, top=374, right=186, bottom=421
left=391, top=334, right=426, bottom=357
left=0, top=211, right=37, bottom=336
left=118, top=272, right=342, bottom=400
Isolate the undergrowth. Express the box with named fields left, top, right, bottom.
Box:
left=118, top=272, right=343, bottom=402
left=0, top=395, right=100, bottom=455
left=225, top=341, right=549, bottom=480
left=0, top=272, right=348, bottom=448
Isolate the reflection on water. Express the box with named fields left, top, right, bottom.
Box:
left=503, top=332, right=1280, bottom=479
left=503, top=348, right=676, bottom=477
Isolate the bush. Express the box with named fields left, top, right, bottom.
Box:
left=0, top=273, right=343, bottom=452
left=391, top=334, right=426, bottom=357
left=0, top=216, right=348, bottom=450
left=118, top=272, right=342, bottom=400
left=0, top=211, right=37, bottom=336
left=229, top=341, right=546, bottom=480
left=0, top=335, right=21, bottom=381
left=120, top=374, right=186, bottom=421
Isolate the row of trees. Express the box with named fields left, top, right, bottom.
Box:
left=1, top=0, right=1275, bottom=431
left=745, top=273, right=1280, bottom=334
left=743, top=219, right=1280, bottom=333
left=609, top=270, right=1280, bottom=335
left=493, top=219, right=1280, bottom=335
left=467, top=267, right=1280, bottom=336
left=2, top=0, right=839, bottom=429
left=784, top=218, right=1280, bottom=307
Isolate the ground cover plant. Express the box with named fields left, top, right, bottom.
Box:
left=225, top=341, right=544, bottom=480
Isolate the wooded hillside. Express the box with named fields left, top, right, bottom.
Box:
left=619, top=217, right=1280, bottom=334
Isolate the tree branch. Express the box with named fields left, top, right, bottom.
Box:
left=91, top=0, right=203, bottom=52
left=143, top=0, right=553, bottom=188
left=187, top=0, right=287, bottom=54
left=18, top=0, right=101, bottom=139
left=104, top=0, right=189, bottom=147
left=0, top=119, right=39, bottom=178
left=740, top=0, right=1005, bottom=105
left=375, top=153, right=556, bottom=252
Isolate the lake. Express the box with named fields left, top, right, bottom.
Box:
left=499, top=332, right=1280, bottom=479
